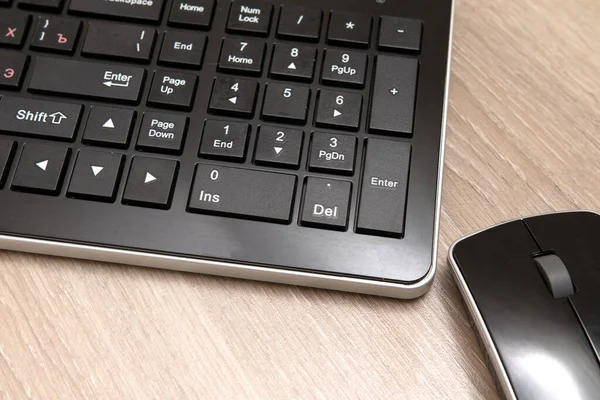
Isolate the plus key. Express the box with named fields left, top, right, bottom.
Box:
left=0, top=13, right=31, bottom=47
left=0, top=51, right=28, bottom=90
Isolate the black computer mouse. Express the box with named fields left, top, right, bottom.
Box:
left=449, top=211, right=600, bottom=400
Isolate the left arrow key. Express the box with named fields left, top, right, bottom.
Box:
left=12, top=143, right=70, bottom=195
left=0, top=96, right=82, bottom=141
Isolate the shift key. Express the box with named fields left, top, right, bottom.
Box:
left=0, top=96, right=82, bottom=141
left=29, top=57, right=145, bottom=104
left=357, top=139, right=411, bottom=237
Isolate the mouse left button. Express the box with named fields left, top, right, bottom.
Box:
left=534, top=254, right=575, bottom=298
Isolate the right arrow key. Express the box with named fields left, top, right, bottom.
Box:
left=315, top=89, right=362, bottom=131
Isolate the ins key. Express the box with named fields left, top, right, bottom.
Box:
left=136, top=112, right=188, bottom=155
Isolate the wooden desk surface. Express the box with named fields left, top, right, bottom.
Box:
left=2, top=0, right=599, bottom=398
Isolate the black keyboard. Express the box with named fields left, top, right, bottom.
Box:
left=0, top=0, right=454, bottom=298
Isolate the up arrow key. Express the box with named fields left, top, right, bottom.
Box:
left=287, top=62, right=297, bottom=70
left=102, top=118, right=115, bottom=129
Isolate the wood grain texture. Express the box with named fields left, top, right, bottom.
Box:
left=1, top=0, right=599, bottom=398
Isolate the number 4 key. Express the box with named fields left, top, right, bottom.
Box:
left=0, top=51, right=28, bottom=90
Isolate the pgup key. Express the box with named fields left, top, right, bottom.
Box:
left=321, top=49, right=367, bottom=88
left=82, top=21, right=156, bottom=62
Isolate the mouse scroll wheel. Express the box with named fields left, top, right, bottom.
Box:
left=534, top=254, right=575, bottom=299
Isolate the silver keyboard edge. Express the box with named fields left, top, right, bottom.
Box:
left=0, top=234, right=433, bottom=298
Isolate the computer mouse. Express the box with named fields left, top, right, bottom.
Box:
left=449, top=211, right=600, bottom=400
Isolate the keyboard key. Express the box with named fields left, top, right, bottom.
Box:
left=327, top=11, right=371, bottom=48
left=122, top=156, right=178, bottom=209
left=321, top=49, right=367, bottom=88
left=82, top=106, right=136, bottom=148
left=0, top=13, right=30, bottom=48
left=69, top=0, right=165, bottom=23
left=11, top=143, right=70, bottom=195
left=308, top=132, right=356, bottom=175
left=158, top=31, right=206, bottom=69
left=0, top=96, right=82, bottom=141
left=277, top=5, right=321, bottom=42
left=378, top=16, right=422, bottom=53
left=315, top=90, right=362, bottom=131
left=269, top=43, right=316, bottom=82
left=0, top=140, right=16, bottom=188
left=82, top=22, right=156, bottom=62
left=31, top=16, right=81, bottom=53
left=147, top=70, right=198, bottom=110
left=0, top=51, right=28, bottom=90
left=188, top=164, right=296, bottom=224
left=137, top=112, right=188, bottom=155
left=199, top=120, right=249, bottom=161
left=300, top=177, right=351, bottom=230
left=29, top=57, right=146, bottom=104
left=209, top=76, right=258, bottom=118
left=357, top=139, right=411, bottom=237
left=169, top=0, right=215, bottom=29
left=226, top=0, right=273, bottom=36
left=261, top=83, right=310, bottom=123
left=18, top=0, right=62, bottom=9
left=218, top=38, right=265, bottom=76
left=254, top=125, right=303, bottom=169
left=67, top=149, right=124, bottom=202
left=369, top=55, right=418, bottom=135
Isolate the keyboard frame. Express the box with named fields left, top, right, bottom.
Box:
left=0, top=0, right=455, bottom=298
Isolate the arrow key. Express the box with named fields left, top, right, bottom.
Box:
left=209, top=76, right=258, bottom=118
left=122, top=156, right=179, bottom=209
left=254, top=125, right=303, bottom=169
left=11, top=143, right=70, bottom=195
left=67, top=149, right=124, bottom=202
left=83, top=106, right=136, bottom=149
left=269, top=43, right=316, bottom=82
left=315, top=89, right=362, bottom=131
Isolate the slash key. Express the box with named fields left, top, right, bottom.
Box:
left=82, top=21, right=156, bottom=62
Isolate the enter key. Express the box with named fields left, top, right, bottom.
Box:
left=357, top=138, right=411, bottom=237
left=29, top=56, right=145, bottom=104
